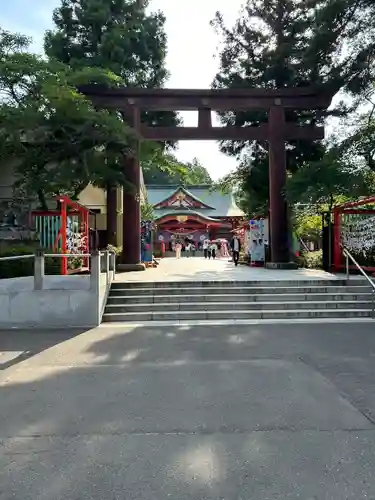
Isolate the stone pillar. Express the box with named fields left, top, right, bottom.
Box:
left=33, top=249, right=45, bottom=290
left=90, top=250, right=101, bottom=293
left=117, top=151, right=145, bottom=272
left=266, top=104, right=295, bottom=268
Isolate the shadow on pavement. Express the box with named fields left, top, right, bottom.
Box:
left=85, top=322, right=375, bottom=366
left=0, top=328, right=89, bottom=370
left=1, top=322, right=375, bottom=498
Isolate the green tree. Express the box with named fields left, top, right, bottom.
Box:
left=45, top=0, right=167, bottom=86
left=338, top=97, right=375, bottom=172
left=185, top=158, right=212, bottom=185
left=212, top=0, right=375, bottom=216
left=44, top=0, right=179, bottom=243
left=44, top=0, right=178, bottom=142
left=287, top=149, right=371, bottom=210
left=143, top=156, right=212, bottom=186
left=0, top=28, right=133, bottom=209
left=288, top=147, right=375, bottom=246
left=293, top=212, right=322, bottom=246
left=140, top=200, right=155, bottom=221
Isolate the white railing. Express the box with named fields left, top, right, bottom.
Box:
left=0, top=250, right=116, bottom=291
left=343, top=247, right=375, bottom=317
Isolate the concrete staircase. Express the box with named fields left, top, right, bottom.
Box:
left=102, top=279, right=374, bottom=322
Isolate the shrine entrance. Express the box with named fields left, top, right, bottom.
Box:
left=155, top=212, right=226, bottom=255
left=80, top=85, right=333, bottom=271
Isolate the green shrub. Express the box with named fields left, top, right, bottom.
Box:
left=297, top=250, right=323, bottom=269
left=0, top=244, right=60, bottom=278
left=106, top=244, right=122, bottom=255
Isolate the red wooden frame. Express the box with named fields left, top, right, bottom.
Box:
left=333, top=196, right=375, bottom=272
left=156, top=215, right=226, bottom=228
left=32, top=196, right=89, bottom=275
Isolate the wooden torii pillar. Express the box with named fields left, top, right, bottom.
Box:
left=79, top=86, right=333, bottom=271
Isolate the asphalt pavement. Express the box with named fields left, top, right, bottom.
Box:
left=1, top=322, right=375, bottom=499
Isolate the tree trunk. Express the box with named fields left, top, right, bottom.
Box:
left=329, top=193, right=334, bottom=212
left=106, top=184, right=118, bottom=247
left=37, top=189, right=48, bottom=211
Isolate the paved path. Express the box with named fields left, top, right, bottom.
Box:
left=116, top=256, right=338, bottom=282
left=2, top=322, right=375, bottom=499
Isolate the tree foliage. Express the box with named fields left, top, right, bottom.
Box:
left=338, top=91, right=375, bottom=172
left=212, top=0, right=375, bottom=216
left=0, top=0, right=188, bottom=210
left=45, top=0, right=178, bottom=134
left=45, top=0, right=168, bottom=86
left=143, top=156, right=212, bottom=186
left=0, top=28, right=133, bottom=209
left=287, top=149, right=372, bottom=209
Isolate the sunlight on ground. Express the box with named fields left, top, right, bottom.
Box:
left=115, top=257, right=338, bottom=283
left=121, top=349, right=144, bottom=362
left=177, top=444, right=225, bottom=484
left=228, top=334, right=246, bottom=344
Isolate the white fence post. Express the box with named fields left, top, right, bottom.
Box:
left=90, top=251, right=100, bottom=293
left=105, top=250, right=110, bottom=283
left=110, top=251, right=116, bottom=278
left=34, top=250, right=45, bottom=290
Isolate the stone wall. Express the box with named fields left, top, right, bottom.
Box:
left=0, top=266, right=114, bottom=328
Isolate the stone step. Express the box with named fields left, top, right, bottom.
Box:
left=109, top=285, right=371, bottom=296
left=105, top=300, right=372, bottom=313
left=106, top=292, right=373, bottom=305
left=102, top=308, right=372, bottom=322
left=110, top=279, right=350, bottom=289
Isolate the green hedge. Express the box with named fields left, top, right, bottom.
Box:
left=0, top=244, right=60, bottom=279
left=297, top=250, right=323, bottom=269
left=106, top=244, right=122, bottom=255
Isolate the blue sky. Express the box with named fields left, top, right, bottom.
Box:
left=0, top=0, right=245, bottom=180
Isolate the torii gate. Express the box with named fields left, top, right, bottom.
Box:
left=80, top=86, right=333, bottom=271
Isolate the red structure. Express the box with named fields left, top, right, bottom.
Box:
left=147, top=185, right=243, bottom=251
left=333, top=196, right=375, bottom=272
left=31, top=195, right=89, bottom=275
left=80, top=85, right=333, bottom=270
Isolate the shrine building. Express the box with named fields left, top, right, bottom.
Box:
left=146, top=185, right=244, bottom=251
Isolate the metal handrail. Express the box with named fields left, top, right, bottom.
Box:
left=343, top=247, right=375, bottom=317
left=0, top=254, right=34, bottom=261
left=44, top=253, right=92, bottom=258
left=0, top=250, right=115, bottom=290
left=0, top=252, right=106, bottom=261
left=0, top=251, right=110, bottom=264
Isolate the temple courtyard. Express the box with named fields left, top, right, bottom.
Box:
left=117, top=255, right=337, bottom=282
left=2, top=318, right=375, bottom=499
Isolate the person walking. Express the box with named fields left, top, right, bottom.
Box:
left=175, top=241, right=182, bottom=259
left=210, top=240, right=218, bottom=259
left=230, top=235, right=241, bottom=266
left=185, top=241, right=191, bottom=257
left=203, top=239, right=209, bottom=259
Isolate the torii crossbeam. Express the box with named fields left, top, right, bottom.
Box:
left=80, top=85, right=333, bottom=270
